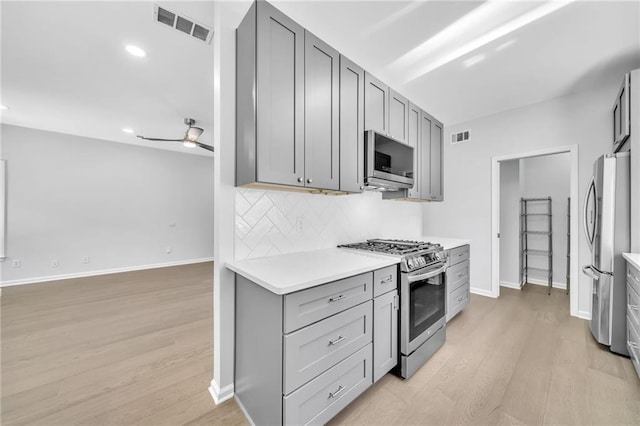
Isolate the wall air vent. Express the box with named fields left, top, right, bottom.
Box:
left=450, top=130, right=470, bottom=144
left=153, top=4, right=213, bottom=44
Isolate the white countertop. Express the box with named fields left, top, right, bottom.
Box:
left=227, top=248, right=400, bottom=295
left=623, top=253, right=640, bottom=271
left=421, top=236, right=471, bottom=250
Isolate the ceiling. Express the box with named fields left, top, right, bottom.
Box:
left=1, top=1, right=215, bottom=156
left=1, top=1, right=639, bottom=155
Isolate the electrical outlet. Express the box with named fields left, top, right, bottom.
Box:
left=51, top=259, right=59, bottom=268
left=295, top=217, right=304, bottom=233
left=82, top=256, right=90, bottom=264
left=12, top=259, right=21, bottom=267
left=166, top=246, right=172, bottom=254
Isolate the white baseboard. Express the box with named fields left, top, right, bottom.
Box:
left=0, top=257, right=214, bottom=287
left=577, top=310, right=591, bottom=320
left=209, top=378, right=234, bottom=405
left=500, top=281, right=521, bottom=290
left=526, top=277, right=568, bottom=290
left=470, top=287, right=496, bottom=298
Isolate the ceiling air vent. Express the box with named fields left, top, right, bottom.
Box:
left=153, top=4, right=213, bottom=44
left=451, top=130, right=470, bottom=144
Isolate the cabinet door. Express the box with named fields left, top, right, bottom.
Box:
left=389, top=89, right=409, bottom=144
left=305, top=32, right=339, bottom=190
left=364, top=72, right=389, bottom=135
left=256, top=2, right=305, bottom=186
left=420, top=111, right=433, bottom=200
left=430, top=120, right=444, bottom=201
left=407, top=102, right=422, bottom=199
left=339, top=56, right=365, bottom=193
left=373, top=290, right=398, bottom=383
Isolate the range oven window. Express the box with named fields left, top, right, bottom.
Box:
left=409, top=274, right=445, bottom=341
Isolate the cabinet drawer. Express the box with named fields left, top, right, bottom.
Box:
left=627, top=316, right=640, bottom=379
left=446, top=260, right=469, bottom=292
left=628, top=283, right=640, bottom=333
left=283, top=301, right=372, bottom=394
left=284, top=272, right=373, bottom=333
left=628, top=264, right=640, bottom=295
left=373, top=265, right=397, bottom=297
left=447, top=282, right=469, bottom=322
left=284, top=344, right=372, bottom=426
left=448, top=245, right=469, bottom=266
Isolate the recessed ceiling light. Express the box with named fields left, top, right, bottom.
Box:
left=0, top=105, right=9, bottom=110
left=125, top=45, right=146, bottom=57
left=463, top=54, right=486, bottom=68
left=122, top=128, right=134, bottom=134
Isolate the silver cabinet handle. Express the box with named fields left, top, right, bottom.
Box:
left=329, top=385, right=345, bottom=399
left=380, top=275, right=393, bottom=284
left=458, top=253, right=464, bottom=257
left=457, top=272, right=463, bottom=278
left=329, top=294, right=345, bottom=302
left=359, top=186, right=364, bottom=190
left=297, top=177, right=303, bottom=183
left=628, top=340, right=639, bottom=349
left=328, top=335, right=346, bottom=346
left=307, top=178, right=313, bottom=184
left=629, top=304, right=639, bottom=311
left=457, top=296, right=464, bottom=302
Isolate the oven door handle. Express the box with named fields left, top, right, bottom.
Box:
left=407, top=265, right=446, bottom=283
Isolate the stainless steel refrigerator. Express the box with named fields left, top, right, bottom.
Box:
left=582, top=151, right=630, bottom=356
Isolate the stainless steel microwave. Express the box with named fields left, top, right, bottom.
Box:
left=364, top=130, right=414, bottom=191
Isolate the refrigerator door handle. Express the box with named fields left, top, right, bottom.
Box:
left=583, top=176, right=597, bottom=250
left=582, top=265, right=600, bottom=280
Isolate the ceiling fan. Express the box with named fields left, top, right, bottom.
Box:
left=137, top=118, right=214, bottom=152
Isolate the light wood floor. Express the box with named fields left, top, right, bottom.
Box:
left=2, top=266, right=640, bottom=425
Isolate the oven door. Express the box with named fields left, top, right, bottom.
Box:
left=400, top=265, right=446, bottom=355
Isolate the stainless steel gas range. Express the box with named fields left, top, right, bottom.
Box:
left=338, top=239, right=447, bottom=378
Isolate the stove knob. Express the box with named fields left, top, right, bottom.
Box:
left=407, top=259, right=415, bottom=269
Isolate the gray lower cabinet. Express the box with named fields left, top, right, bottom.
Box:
left=339, top=55, right=365, bottom=193
left=372, top=265, right=399, bottom=382
left=235, top=265, right=398, bottom=425
left=445, top=245, right=470, bottom=322
left=236, top=1, right=339, bottom=191
left=627, top=262, right=640, bottom=378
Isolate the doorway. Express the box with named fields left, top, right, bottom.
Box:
left=491, top=145, right=580, bottom=317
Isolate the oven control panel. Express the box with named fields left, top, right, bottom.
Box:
left=403, top=252, right=446, bottom=272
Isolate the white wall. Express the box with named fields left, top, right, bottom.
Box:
left=499, top=159, right=520, bottom=287
left=423, top=81, right=622, bottom=316
left=235, top=188, right=423, bottom=260
left=0, top=124, right=215, bottom=285
left=520, top=153, right=570, bottom=287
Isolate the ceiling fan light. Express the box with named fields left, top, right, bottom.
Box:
left=183, top=140, right=197, bottom=148
left=185, top=126, right=204, bottom=141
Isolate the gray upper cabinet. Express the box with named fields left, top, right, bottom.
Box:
left=430, top=120, right=444, bottom=201
left=256, top=1, right=305, bottom=186
left=420, top=111, right=444, bottom=202
left=339, top=56, right=365, bottom=193
left=237, top=1, right=305, bottom=188
left=406, top=102, right=422, bottom=200
left=364, top=72, right=389, bottom=134
left=305, top=31, right=339, bottom=190
left=388, top=89, right=409, bottom=144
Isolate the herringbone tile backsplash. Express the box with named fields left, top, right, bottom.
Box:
left=235, top=188, right=423, bottom=260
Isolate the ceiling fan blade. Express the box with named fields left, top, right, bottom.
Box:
left=194, top=141, right=215, bottom=152
left=137, top=135, right=183, bottom=142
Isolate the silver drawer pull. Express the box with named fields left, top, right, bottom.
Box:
left=380, top=276, right=393, bottom=284
left=329, top=294, right=345, bottom=302
left=458, top=253, right=464, bottom=257
left=457, top=273, right=464, bottom=278
left=628, top=340, right=639, bottom=349
left=629, top=304, right=639, bottom=311
left=328, top=385, right=345, bottom=399
left=328, top=335, right=346, bottom=346
left=457, top=296, right=464, bottom=302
